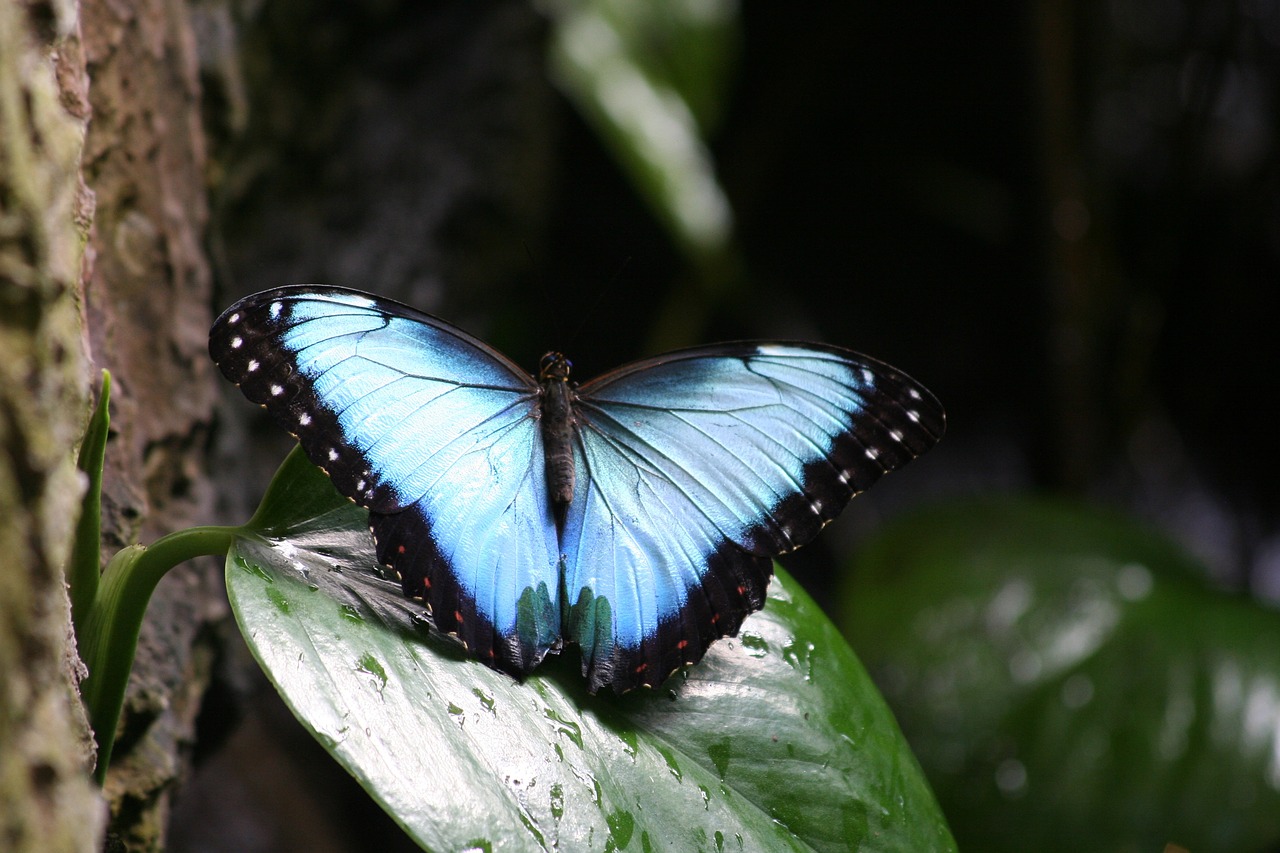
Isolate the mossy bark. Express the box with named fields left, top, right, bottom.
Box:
left=77, top=0, right=221, bottom=848
left=0, top=1, right=103, bottom=851
left=3, top=0, right=222, bottom=849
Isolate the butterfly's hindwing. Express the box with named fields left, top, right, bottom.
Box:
left=210, top=288, right=562, bottom=675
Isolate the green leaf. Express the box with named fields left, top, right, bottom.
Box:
left=227, top=448, right=955, bottom=851
left=841, top=498, right=1280, bottom=853
left=542, top=0, right=738, bottom=258
left=71, top=370, right=111, bottom=633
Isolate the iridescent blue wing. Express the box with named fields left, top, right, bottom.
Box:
left=210, top=287, right=561, bottom=674
left=561, top=343, right=944, bottom=693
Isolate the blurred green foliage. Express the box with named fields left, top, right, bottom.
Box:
left=542, top=0, right=739, bottom=260
left=842, top=498, right=1280, bottom=853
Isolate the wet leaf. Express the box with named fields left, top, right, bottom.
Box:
left=227, top=448, right=955, bottom=851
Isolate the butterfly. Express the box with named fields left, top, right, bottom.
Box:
left=210, top=286, right=944, bottom=693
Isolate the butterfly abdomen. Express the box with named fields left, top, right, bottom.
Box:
left=539, top=352, right=576, bottom=506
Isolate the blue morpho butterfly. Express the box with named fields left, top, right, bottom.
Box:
left=210, top=286, right=944, bottom=693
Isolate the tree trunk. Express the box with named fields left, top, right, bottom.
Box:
left=3, top=0, right=220, bottom=849
left=78, top=0, right=221, bottom=849
left=0, top=1, right=103, bottom=851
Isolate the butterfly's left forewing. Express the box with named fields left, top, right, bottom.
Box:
left=210, top=287, right=562, bottom=674
left=561, top=343, right=944, bottom=693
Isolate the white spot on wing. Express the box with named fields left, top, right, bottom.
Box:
left=230, top=336, right=243, bottom=349
left=908, top=388, right=922, bottom=400
left=866, top=447, right=880, bottom=460
left=907, top=410, right=920, bottom=423
left=228, top=312, right=241, bottom=324
left=246, top=359, right=259, bottom=372
left=328, top=448, right=339, bottom=461
left=889, top=429, right=904, bottom=443
left=299, top=413, right=312, bottom=426
left=270, top=384, right=283, bottom=396
left=861, top=369, right=874, bottom=385
left=270, top=301, right=283, bottom=319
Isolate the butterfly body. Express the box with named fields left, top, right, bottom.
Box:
left=538, top=352, right=577, bottom=508
left=210, top=286, right=944, bottom=692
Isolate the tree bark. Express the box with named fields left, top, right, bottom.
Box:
left=77, top=0, right=221, bottom=848
left=0, top=1, right=103, bottom=851
left=3, top=0, right=221, bottom=847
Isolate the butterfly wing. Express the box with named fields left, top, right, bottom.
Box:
left=561, top=342, right=944, bottom=693
left=209, top=287, right=561, bottom=674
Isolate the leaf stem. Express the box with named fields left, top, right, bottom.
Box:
left=79, top=525, right=239, bottom=782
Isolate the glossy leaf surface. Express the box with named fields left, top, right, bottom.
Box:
left=227, top=448, right=955, bottom=851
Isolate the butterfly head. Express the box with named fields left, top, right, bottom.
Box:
left=539, top=351, right=572, bottom=383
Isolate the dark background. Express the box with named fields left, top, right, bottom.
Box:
left=205, top=0, right=1280, bottom=602
left=174, top=1, right=1280, bottom=850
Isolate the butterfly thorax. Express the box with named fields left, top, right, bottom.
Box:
left=539, top=351, right=576, bottom=507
